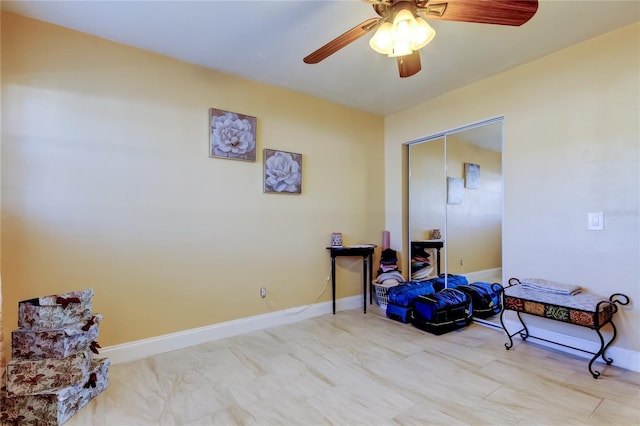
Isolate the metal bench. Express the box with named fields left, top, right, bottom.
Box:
left=500, top=277, right=629, bottom=378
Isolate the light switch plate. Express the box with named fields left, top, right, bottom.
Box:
left=588, top=212, right=604, bottom=231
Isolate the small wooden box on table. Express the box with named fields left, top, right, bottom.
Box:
left=500, top=277, right=629, bottom=378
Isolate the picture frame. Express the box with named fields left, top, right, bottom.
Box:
left=465, top=162, right=480, bottom=189
left=209, top=108, right=257, bottom=161
left=263, top=149, right=302, bottom=194
left=447, top=177, right=464, bottom=205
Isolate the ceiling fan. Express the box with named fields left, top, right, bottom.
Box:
left=303, top=0, right=539, bottom=78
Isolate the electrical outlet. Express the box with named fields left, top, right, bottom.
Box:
left=260, top=288, right=267, bottom=298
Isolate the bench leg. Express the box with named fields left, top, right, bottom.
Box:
left=600, top=320, right=617, bottom=365
left=500, top=309, right=529, bottom=350
left=587, top=320, right=619, bottom=379
left=588, top=328, right=606, bottom=379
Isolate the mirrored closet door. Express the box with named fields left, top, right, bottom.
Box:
left=408, top=118, right=503, bottom=288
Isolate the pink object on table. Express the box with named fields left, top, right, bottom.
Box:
left=382, top=230, right=390, bottom=249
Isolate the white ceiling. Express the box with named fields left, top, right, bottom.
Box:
left=2, top=0, right=639, bottom=116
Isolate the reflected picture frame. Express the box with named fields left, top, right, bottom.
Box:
left=447, top=177, right=463, bottom=205
left=465, top=162, right=480, bottom=189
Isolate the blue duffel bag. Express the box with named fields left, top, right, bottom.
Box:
left=411, top=288, right=472, bottom=335
left=432, top=274, right=469, bottom=291
left=387, top=280, right=436, bottom=308
left=456, top=282, right=504, bottom=318
left=386, top=303, right=413, bottom=323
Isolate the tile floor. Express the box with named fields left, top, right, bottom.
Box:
left=67, top=308, right=640, bottom=425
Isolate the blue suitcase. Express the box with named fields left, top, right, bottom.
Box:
left=432, top=274, right=469, bottom=291
left=386, top=303, right=413, bottom=323
left=456, top=282, right=504, bottom=319
left=411, top=288, right=472, bottom=335
left=387, top=280, right=436, bottom=307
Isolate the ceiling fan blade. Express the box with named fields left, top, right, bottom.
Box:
left=304, top=18, right=381, bottom=64
left=397, top=51, right=421, bottom=78
left=421, top=0, right=538, bottom=26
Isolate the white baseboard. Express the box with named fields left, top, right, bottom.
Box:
left=477, top=318, right=640, bottom=373
left=464, top=268, right=502, bottom=283
left=100, top=296, right=362, bottom=365
left=101, top=294, right=639, bottom=374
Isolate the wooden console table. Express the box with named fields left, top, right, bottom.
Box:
left=500, top=278, right=629, bottom=378
left=326, top=245, right=376, bottom=314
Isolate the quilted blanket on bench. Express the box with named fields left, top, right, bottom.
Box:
left=504, top=285, right=613, bottom=328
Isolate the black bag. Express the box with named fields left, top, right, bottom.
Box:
left=411, top=288, right=472, bottom=335
left=456, top=282, right=504, bottom=319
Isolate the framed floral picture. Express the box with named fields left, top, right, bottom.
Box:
left=447, top=177, right=463, bottom=205
left=209, top=108, right=257, bottom=161
left=263, top=149, right=302, bottom=194
left=464, top=162, right=480, bottom=189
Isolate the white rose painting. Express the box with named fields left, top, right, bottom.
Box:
left=464, top=162, right=480, bottom=189
left=263, top=149, right=302, bottom=194
left=210, top=108, right=257, bottom=161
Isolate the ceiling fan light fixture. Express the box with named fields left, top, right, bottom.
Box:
left=369, top=4, right=437, bottom=58
left=389, top=8, right=416, bottom=57
left=390, top=39, right=413, bottom=57
left=411, top=17, right=436, bottom=50
left=369, top=22, right=393, bottom=55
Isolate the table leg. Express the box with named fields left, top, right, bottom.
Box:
left=369, top=253, right=374, bottom=305
left=436, top=247, right=441, bottom=275
left=362, top=255, right=368, bottom=313
left=331, top=256, right=336, bottom=314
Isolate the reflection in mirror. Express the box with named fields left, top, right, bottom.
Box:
left=408, top=137, right=445, bottom=281
left=408, top=119, right=503, bottom=293
left=445, top=122, right=503, bottom=285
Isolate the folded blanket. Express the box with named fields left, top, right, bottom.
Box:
left=411, top=266, right=434, bottom=280
left=520, top=278, right=582, bottom=295
left=376, top=270, right=405, bottom=284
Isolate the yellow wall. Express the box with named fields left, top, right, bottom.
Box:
left=3, top=11, right=639, bottom=361
left=445, top=137, right=502, bottom=275
left=0, top=13, right=385, bottom=355
left=0, top=11, right=4, bottom=381
left=408, top=138, right=446, bottom=241
left=408, top=137, right=502, bottom=275
left=385, top=23, right=640, bottom=351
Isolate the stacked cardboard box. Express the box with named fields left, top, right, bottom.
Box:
left=1, top=289, right=109, bottom=425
